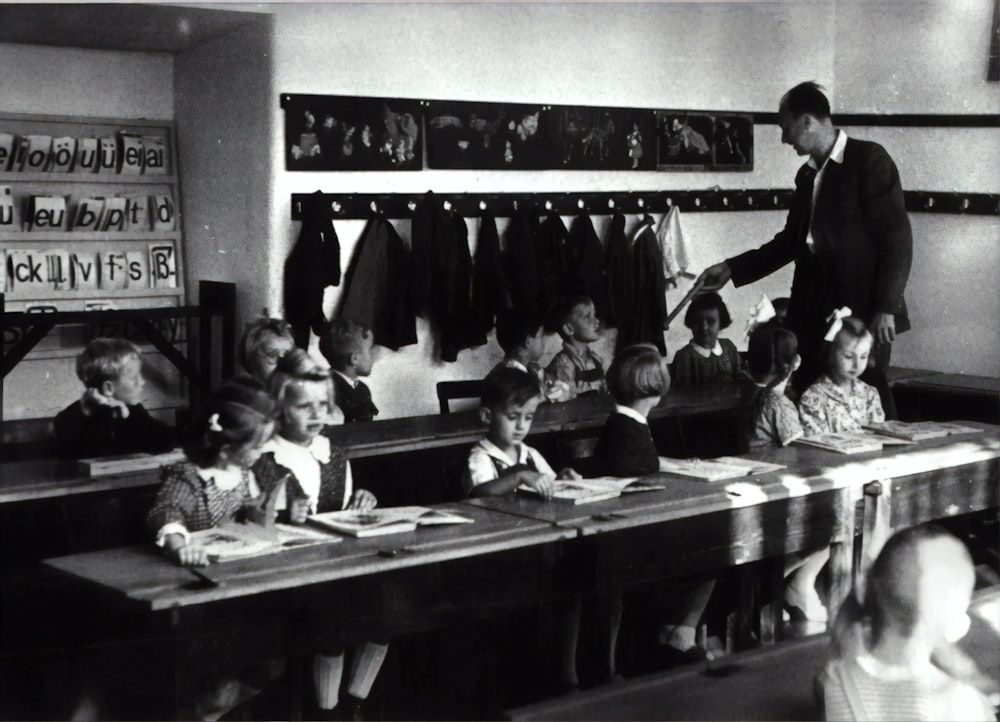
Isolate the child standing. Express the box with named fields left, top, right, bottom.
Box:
left=239, top=317, right=296, bottom=388
left=799, top=313, right=885, bottom=435
left=146, top=380, right=281, bottom=720
left=252, top=349, right=387, bottom=721
left=671, top=292, right=742, bottom=387
left=492, top=311, right=571, bottom=403
left=54, top=337, right=176, bottom=459
left=823, top=525, right=995, bottom=721
left=319, top=318, right=379, bottom=423
left=743, top=325, right=804, bottom=452
left=592, top=344, right=716, bottom=666
left=545, top=295, right=607, bottom=398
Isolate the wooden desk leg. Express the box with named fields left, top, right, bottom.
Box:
left=857, top=480, right=892, bottom=600
left=759, top=558, right=784, bottom=646
left=169, top=611, right=198, bottom=721
left=827, top=488, right=857, bottom=626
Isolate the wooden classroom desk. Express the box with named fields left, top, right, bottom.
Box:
left=0, top=384, right=743, bottom=506
left=893, top=372, right=1000, bottom=424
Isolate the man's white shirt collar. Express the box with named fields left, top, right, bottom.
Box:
left=689, top=340, right=723, bottom=358
left=807, top=129, right=847, bottom=171
left=614, top=404, right=649, bottom=426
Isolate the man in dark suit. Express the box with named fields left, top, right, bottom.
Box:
left=699, top=82, right=912, bottom=416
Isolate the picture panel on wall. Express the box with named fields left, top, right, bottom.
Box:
left=426, top=101, right=555, bottom=170
left=710, top=114, right=754, bottom=170
left=553, top=106, right=657, bottom=171
left=282, top=94, right=423, bottom=171
left=655, top=111, right=713, bottom=170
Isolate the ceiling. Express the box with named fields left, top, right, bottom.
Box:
left=0, top=3, right=268, bottom=54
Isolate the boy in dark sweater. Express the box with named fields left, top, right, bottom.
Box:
left=54, top=338, right=176, bottom=458
left=319, top=318, right=379, bottom=423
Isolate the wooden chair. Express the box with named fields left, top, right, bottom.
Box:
left=436, top=380, right=486, bottom=414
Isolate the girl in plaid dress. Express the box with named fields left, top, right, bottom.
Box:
left=147, top=380, right=276, bottom=567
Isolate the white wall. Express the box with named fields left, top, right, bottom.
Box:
left=267, top=1, right=831, bottom=417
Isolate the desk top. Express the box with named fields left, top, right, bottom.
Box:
left=894, top=372, right=1000, bottom=396
left=469, top=422, right=1000, bottom=536
left=44, top=503, right=575, bottom=611
left=885, top=366, right=941, bottom=385
left=0, top=384, right=743, bottom=505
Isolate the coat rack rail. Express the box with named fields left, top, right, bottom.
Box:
left=291, top=189, right=1000, bottom=220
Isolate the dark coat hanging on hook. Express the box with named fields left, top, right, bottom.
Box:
left=412, top=193, right=483, bottom=362
left=616, top=217, right=667, bottom=355
left=603, top=211, right=629, bottom=328
left=470, top=210, right=509, bottom=336
left=337, top=215, right=417, bottom=351
left=504, top=203, right=541, bottom=320
left=284, top=192, right=342, bottom=347
left=535, top=210, right=571, bottom=319
left=567, top=213, right=609, bottom=322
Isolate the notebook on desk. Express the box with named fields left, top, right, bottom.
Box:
left=307, top=506, right=473, bottom=537
left=658, top=456, right=786, bottom=481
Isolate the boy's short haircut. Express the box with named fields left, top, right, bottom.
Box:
left=239, top=317, right=294, bottom=373
left=76, top=337, right=141, bottom=388
left=684, top=291, right=733, bottom=330
left=481, top=367, right=543, bottom=410
left=496, top=311, right=543, bottom=356
left=545, top=295, right=593, bottom=337
left=319, top=318, right=372, bottom=370
left=606, top=344, right=670, bottom=403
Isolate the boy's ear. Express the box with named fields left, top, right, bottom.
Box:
left=561, top=320, right=574, bottom=338
left=793, top=354, right=802, bottom=372
left=99, top=379, right=116, bottom=398
left=479, top=407, right=493, bottom=426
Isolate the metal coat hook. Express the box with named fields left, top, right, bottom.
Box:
left=637, top=198, right=645, bottom=209
left=370, top=200, right=379, bottom=214
left=608, top=198, right=616, bottom=209
left=577, top=198, right=585, bottom=210
left=296, top=201, right=302, bottom=215
left=694, top=197, right=702, bottom=207
left=479, top=200, right=488, bottom=211
left=960, top=198, right=970, bottom=210
left=666, top=197, right=674, bottom=207
left=331, top=201, right=342, bottom=214
left=544, top=199, right=553, bottom=211
left=407, top=200, right=418, bottom=213
left=925, top=196, right=935, bottom=209
left=442, top=200, right=453, bottom=212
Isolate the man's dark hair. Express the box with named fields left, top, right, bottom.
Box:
left=780, top=81, right=831, bottom=120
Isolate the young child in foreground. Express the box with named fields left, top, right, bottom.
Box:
left=671, top=292, right=742, bottom=387
left=252, top=349, right=387, bottom=720
left=545, top=295, right=607, bottom=398
left=463, top=366, right=580, bottom=497
left=54, top=337, right=176, bottom=458
left=799, top=312, right=884, bottom=435
left=492, top=310, right=571, bottom=402
left=145, top=380, right=281, bottom=720
left=320, top=318, right=379, bottom=423
left=592, top=343, right=716, bottom=666
left=822, top=525, right=996, bottom=721
left=238, top=317, right=296, bottom=388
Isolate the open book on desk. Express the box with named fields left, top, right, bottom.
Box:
left=793, top=431, right=915, bottom=455
left=863, top=420, right=983, bottom=441
left=518, top=479, right=623, bottom=505
left=307, top=506, right=474, bottom=538
left=188, top=522, right=339, bottom=562
left=658, top=456, right=786, bottom=482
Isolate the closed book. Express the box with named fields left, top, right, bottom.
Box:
left=77, top=449, right=185, bottom=476
left=659, top=456, right=784, bottom=481
left=793, top=433, right=884, bottom=455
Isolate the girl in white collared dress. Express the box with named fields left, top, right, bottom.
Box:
left=671, top=292, right=742, bottom=386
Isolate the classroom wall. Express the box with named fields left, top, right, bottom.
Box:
left=266, top=0, right=999, bottom=417
left=0, top=43, right=177, bottom=420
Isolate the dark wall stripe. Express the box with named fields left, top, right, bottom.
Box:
left=755, top=112, right=999, bottom=128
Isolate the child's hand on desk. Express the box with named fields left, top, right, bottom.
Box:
left=164, top=534, right=210, bottom=567
left=289, top=498, right=311, bottom=524
left=347, top=489, right=378, bottom=511
left=521, top=471, right=557, bottom=500
left=557, top=468, right=581, bottom=480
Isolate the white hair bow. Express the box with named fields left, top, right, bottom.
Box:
left=208, top=413, right=223, bottom=433
left=824, top=307, right=853, bottom=342
left=745, top=294, right=777, bottom=340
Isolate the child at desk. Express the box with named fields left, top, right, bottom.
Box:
left=319, top=318, right=379, bottom=423
left=592, top=344, right=716, bottom=666
left=492, top=310, right=571, bottom=403
left=545, top=295, right=608, bottom=398
left=823, top=525, right=996, bottom=721
left=463, top=367, right=586, bottom=689
left=53, top=337, right=176, bottom=459
left=799, top=312, right=885, bottom=435
left=671, top=292, right=742, bottom=387
left=238, top=317, right=295, bottom=388
left=145, top=380, right=281, bottom=720
left=252, top=348, right=388, bottom=720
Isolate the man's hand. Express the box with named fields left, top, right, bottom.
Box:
left=870, top=312, right=896, bottom=346
left=697, top=262, right=733, bottom=292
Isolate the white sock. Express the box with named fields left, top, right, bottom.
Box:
left=659, top=623, right=696, bottom=650
left=313, top=653, right=345, bottom=710
left=345, top=642, right=389, bottom=700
